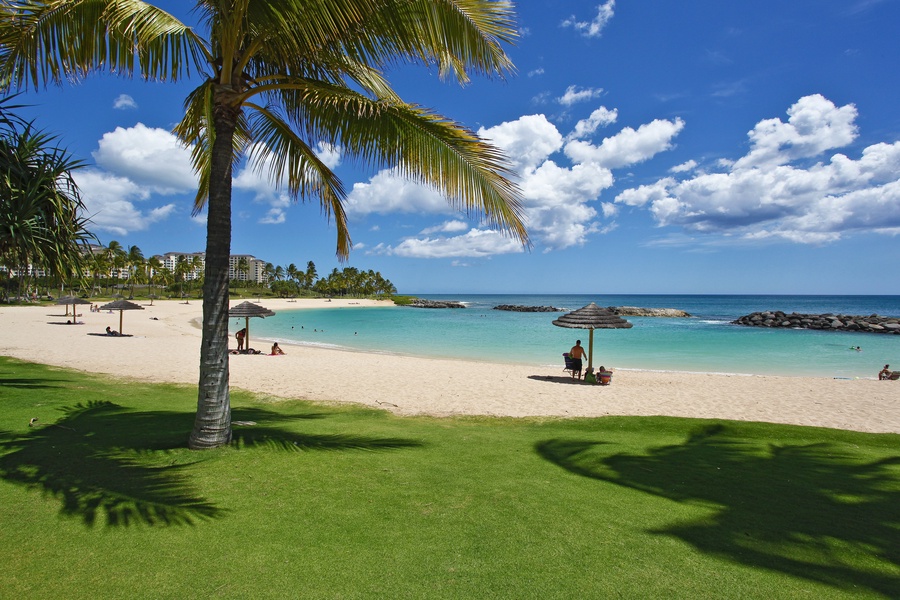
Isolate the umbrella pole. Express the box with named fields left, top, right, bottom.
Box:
left=119, top=310, right=124, bottom=335
left=245, top=317, right=250, bottom=350
left=588, top=328, right=595, bottom=370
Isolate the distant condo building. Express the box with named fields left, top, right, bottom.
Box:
left=3, top=246, right=270, bottom=285
left=155, top=252, right=269, bottom=284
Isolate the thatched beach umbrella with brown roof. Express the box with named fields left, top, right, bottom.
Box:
left=56, top=295, right=91, bottom=317
left=552, top=302, right=632, bottom=371
left=228, top=301, right=276, bottom=351
left=99, top=299, right=144, bottom=335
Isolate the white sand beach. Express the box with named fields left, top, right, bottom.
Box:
left=2, top=298, right=897, bottom=434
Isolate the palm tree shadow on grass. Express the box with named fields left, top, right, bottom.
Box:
left=0, top=401, right=423, bottom=528
left=536, top=423, right=900, bottom=598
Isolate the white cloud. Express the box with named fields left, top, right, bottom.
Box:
left=562, top=0, right=615, bottom=38
left=568, top=106, right=618, bottom=140
left=734, top=94, right=858, bottom=170
left=75, top=170, right=175, bottom=235
left=558, top=85, right=605, bottom=107
left=478, top=114, right=563, bottom=172
left=375, top=229, right=526, bottom=258
left=92, top=123, right=196, bottom=193
left=614, top=95, right=900, bottom=244
left=351, top=106, right=686, bottom=256
left=344, top=170, right=457, bottom=218
left=421, top=220, right=470, bottom=235
left=113, top=94, right=137, bottom=110
left=565, top=118, right=685, bottom=168
left=670, top=160, right=698, bottom=173
left=315, top=142, right=342, bottom=169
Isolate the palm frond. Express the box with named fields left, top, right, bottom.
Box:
left=0, top=0, right=207, bottom=90
left=244, top=103, right=350, bottom=256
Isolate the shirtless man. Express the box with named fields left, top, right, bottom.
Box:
left=569, top=340, right=587, bottom=379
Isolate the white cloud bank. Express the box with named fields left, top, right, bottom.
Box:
left=615, top=94, right=900, bottom=244
left=355, top=104, right=684, bottom=258
left=76, top=123, right=195, bottom=235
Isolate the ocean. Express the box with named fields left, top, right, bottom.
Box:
left=244, top=295, right=900, bottom=379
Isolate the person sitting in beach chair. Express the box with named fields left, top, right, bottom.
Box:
left=597, top=366, right=613, bottom=385
left=880, top=364, right=900, bottom=380
left=563, top=352, right=582, bottom=379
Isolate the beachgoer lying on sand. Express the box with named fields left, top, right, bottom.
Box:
left=270, top=342, right=285, bottom=355
left=105, top=326, right=119, bottom=336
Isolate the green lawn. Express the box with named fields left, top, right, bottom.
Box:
left=1, top=356, right=898, bottom=599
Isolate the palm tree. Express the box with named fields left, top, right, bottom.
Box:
left=236, top=256, right=249, bottom=284
left=104, top=240, right=125, bottom=295
left=1, top=0, right=528, bottom=449
left=126, top=244, right=144, bottom=298
left=304, top=261, right=317, bottom=291
left=147, top=255, right=162, bottom=303
left=0, top=99, right=94, bottom=298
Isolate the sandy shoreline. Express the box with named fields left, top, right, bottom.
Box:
left=2, top=298, right=898, bottom=434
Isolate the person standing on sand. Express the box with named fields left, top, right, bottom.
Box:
left=236, top=328, right=246, bottom=351
left=569, top=340, right=587, bottom=379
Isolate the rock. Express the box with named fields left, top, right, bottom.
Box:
left=608, top=306, right=691, bottom=317
left=407, top=299, right=466, bottom=309
left=493, top=305, right=563, bottom=312
left=732, top=311, right=900, bottom=334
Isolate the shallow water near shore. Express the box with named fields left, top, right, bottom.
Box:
left=246, top=294, right=900, bottom=378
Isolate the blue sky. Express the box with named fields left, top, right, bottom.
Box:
left=14, top=0, right=900, bottom=295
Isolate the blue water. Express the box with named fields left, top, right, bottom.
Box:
left=243, top=295, right=900, bottom=378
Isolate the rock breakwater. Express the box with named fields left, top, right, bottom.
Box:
left=732, top=311, right=900, bottom=334
left=493, top=305, right=562, bottom=312
left=609, top=306, right=691, bottom=317
left=407, top=299, right=466, bottom=309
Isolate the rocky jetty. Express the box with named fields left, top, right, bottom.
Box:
left=732, top=311, right=900, bottom=334
left=493, top=304, right=563, bottom=312
left=609, top=306, right=691, bottom=317
left=407, top=299, right=466, bottom=309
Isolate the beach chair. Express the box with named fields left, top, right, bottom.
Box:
left=563, top=353, right=582, bottom=378
left=890, top=371, right=900, bottom=380
left=597, top=370, right=613, bottom=385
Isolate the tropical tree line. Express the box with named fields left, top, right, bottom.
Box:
left=264, top=262, right=396, bottom=298
left=84, top=241, right=203, bottom=300
left=0, top=96, right=95, bottom=301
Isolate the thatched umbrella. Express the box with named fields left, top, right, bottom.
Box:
left=55, top=295, right=91, bottom=317
left=228, top=301, right=276, bottom=351
left=552, top=302, right=632, bottom=371
left=99, top=299, right=144, bottom=335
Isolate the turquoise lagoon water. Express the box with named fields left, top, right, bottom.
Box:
left=244, top=295, right=900, bottom=379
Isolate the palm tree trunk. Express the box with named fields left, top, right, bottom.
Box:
left=189, top=107, right=237, bottom=449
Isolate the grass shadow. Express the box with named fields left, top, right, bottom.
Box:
left=0, top=400, right=423, bottom=529
left=536, top=423, right=900, bottom=597
left=0, top=401, right=222, bottom=527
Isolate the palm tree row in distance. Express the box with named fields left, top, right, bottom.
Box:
left=84, top=241, right=396, bottom=300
